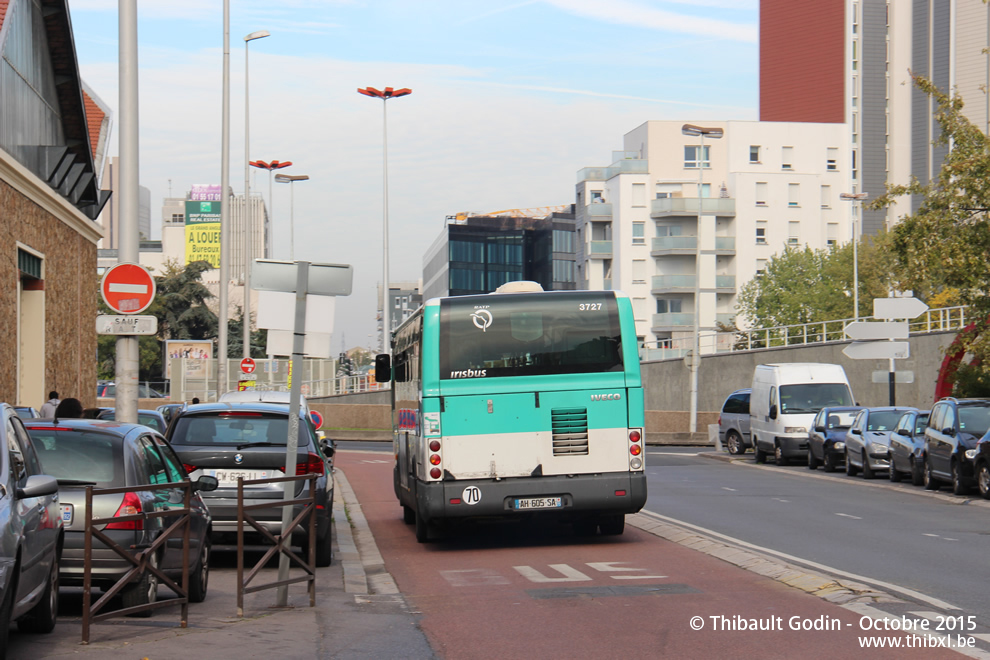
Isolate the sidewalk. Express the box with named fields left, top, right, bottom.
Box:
left=9, top=467, right=434, bottom=660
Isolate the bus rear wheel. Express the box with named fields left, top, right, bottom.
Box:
left=599, top=515, right=625, bottom=536
left=415, top=510, right=432, bottom=543
left=403, top=505, right=415, bottom=525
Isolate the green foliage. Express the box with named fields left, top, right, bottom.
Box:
left=225, top=307, right=269, bottom=359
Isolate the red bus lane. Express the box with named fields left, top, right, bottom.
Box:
left=338, top=452, right=962, bottom=659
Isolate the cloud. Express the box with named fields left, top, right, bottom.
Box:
left=543, top=0, right=757, bottom=43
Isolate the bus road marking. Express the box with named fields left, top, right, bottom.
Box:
left=440, top=569, right=511, bottom=587
left=360, top=459, right=391, bottom=464
left=514, top=564, right=591, bottom=583
left=585, top=562, right=667, bottom=580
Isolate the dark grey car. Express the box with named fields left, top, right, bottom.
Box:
left=923, top=398, right=990, bottom=495
left=0, top=403, right=63, bottom=654
left=888, top=409, right=930, bottom=486
left=24, top=420, right=217, bottom=612
left=164, top=403, right=334, bottom=567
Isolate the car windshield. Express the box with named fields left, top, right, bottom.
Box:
left=97, top=410, right=165, bottom=433
left=169, top=413, right=312, bottom=447
left=914, top=414, right=929, bottom=435
left=866, top=411, right=902, bottom=431
left=826, top=411, right=858, bottom=428
left=959, top=405, right=990, bottom=437
left=25, top=429, right=122, bottom=487
left=779, top=383, right=853, bottom=413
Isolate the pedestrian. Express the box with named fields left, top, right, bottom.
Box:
left=191, top=397, right=200, bottom=405
left=53, top=397, right=83, bottom=421
left=39, top=391, right=60, bottom=418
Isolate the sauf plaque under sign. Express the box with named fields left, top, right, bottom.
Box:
left=96, top=315, right=158, bottom=336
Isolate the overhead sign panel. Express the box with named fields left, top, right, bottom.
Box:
left=843, top=341, right=910, bottom=360
left=844, top=321, right=909, bottom=341
left=251, top=260, right=353, bottom=296
left=873, top=297, right=929, bottom=319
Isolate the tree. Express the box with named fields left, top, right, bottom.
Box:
left=869, top=71, right=990, bottom=393
left=225, top=306, right=268, bottom=359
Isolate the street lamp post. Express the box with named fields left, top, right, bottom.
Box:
left=839, top=192, right=868, bottom=322
left=275, top=174, right=309, bottom=260
left=681, top=124, right=723, bottom=435
left=250, top=159, right=292, bottom=256
left=243, top=29, right=270, bottom=360
left=357, top=86, right=412, bottom=355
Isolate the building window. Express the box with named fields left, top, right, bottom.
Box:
left=171, top=213, right=184, bottom=224
left=749, top=145, right=760, bottom=163
left=827, top=223, right=838, bottom=246
left=788, top=221, right=800, bottom=245
left=788, top=183, right=800, bottom=207
left=827, top=147, right=838, bottom=171
left=655, top=191, right=671, bottom=199
left=591, top=190, right=604, bottom=203
left=632, top=183, right=646, bottom=207
left=756, top=222, right=767, bottom=245
left=781, top=146, right=793, bottom=170
left=684, top=145, right=711, bottom=169
left=552, top=229, right=574, bottom=253
left=632, top=222, right=645, bottom=245
left=553, top=259, right=575, bottom=282
left=755, top=182, right=767, bottom=206
left=820, top=185, right=831, bottom=209
left=632, top=259, right=646, bottom=284
left=657, top=299, right=682, bottom=314
left=756, top=259, right=768, bottom=276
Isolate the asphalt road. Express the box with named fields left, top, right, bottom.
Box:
left=645, top=448, right=990, bottom=625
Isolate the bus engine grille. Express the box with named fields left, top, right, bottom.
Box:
left=551, top=408, right=589, bottom=456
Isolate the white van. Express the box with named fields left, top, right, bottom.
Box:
left=750, top=363, right=855, bottom=465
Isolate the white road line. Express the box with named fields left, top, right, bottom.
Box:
left=648, top=452, right=701, bottom=456
left=773, top=498, right=789, bottom=503
left=973, top=634, right=990, bottom=644
left=639, top=509, right=961, bottom=611
left=846, top=604, right=990, bottom=660
left=835, top=512, right=862, bottom=520
left=722, top=487, right=737, bottom=492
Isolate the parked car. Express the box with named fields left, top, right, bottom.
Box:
left=844, top=407, right=916, bottom=479
left=806, top=406, right=863, bottom=472
left=973, top=430, right=990, bottom=500
left=887, top=409, right=931, bottom=485
left=96, top=383, right=166, bottom=398
left=157, top=403, right=186, bottom=429
left=0, top=403, right=62, bottom=653
left=750, top=363, right=855, bottom=465
left=23, top=419, right=217, bottom=612
left=82, top=408, right=169, bottom=434
left=718, top=388, right=751, bottom=455
left=13, top=407, right=40, bottom=420
left=923, top=397, right=990, bottom=495
left=164, top=402, right=334, bottom=566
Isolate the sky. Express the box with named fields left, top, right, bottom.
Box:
left=67, top=0, right=758, bottom=353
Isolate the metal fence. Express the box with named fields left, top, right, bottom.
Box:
left=641, top=305, right=970, bottom=362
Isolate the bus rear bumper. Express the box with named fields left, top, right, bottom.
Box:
left=416, top=472, right=647, bottom=523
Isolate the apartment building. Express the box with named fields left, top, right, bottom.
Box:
left=575, top=120, right=851, bottom=356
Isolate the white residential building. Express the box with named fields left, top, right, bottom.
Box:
left=575, top=120, right=853, bottom=357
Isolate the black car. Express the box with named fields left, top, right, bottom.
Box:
left=24, top=420, right=217, bottom=610
left=164, top=403, right=335, bottom=567
left=973, top=430, right=990, bottom=500
left=82, top=408, right=169, bottom=434
left=923, top=397, right=990, bottom=495
left=887, top=409, right=931, bottom=485
left=806, top=406, right=862, bottom=472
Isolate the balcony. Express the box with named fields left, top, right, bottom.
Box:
left=716, top=313, right=736, bottom=328
left=714, top=236, right=736, bottom=253
left=652, top=312, right=694, bottom=330
left=651, top=236, right=697, bottom=256
left=716, top=275, right=736, bottom=290
left=588, top=240, right=612, bottom=258
left=651, top=275, right=695, bottom=293
left=587, top=202, right=612, bottom=217
left=651, top=197, right=736, bottom=218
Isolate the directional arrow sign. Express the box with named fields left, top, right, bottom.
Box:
left=844, top=321, right=909, bottom=341
left=843, top=341, right=910, bottom=360
left=874, top=297, right=929, bottom=320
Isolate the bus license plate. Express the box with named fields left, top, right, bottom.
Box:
left=514, top=497, right=562, bottom=510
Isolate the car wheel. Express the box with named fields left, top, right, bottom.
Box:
left=845, top=450, right=858, bottom=476
left=977, top=462, right=990, bottom=500
left=923, top=458, right=939, bottom=491
left=18, top=547, right=59, bottom=633
left=951, top=460, right=969, bottom=496
left=774, top=443, right=788, bottom=466
left=122, top=550, right=159, bottom=616
left=807, top=447, right=819, bottom=470
left=754, top=442, right=767, bottom=464
left=187, top=540, right=210, bottom=603
left=314, top=527, right=333, bottom=567
left=726, top=432, right=745, bottom=455
left=889, top=457, right=902, bottom=482
left=861, top=451, right=875, bottom=479
left=911, top=458, right=925, bottom=487
left=599, top=515, right=625, bottom=536
left=823, top=452, right=837, bottom=473
left=0, top=572, right=13, bottom=657
left=402, top=505, right=415, bottom=525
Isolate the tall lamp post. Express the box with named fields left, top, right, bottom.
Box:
left=839, top=192, right=868, bottom=322
left=250, top=159, right=292, bottom=256
left=275, top=174, right=309, bottom=260
left=243, top=29, right=270, bottom=360
left=681, top=124, right=723, bottom=435
left=357, top=86, right=412, bottom=355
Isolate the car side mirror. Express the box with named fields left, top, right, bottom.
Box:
left=194, top=475, right=219, bottom=492
left=896, top=428, right=910, bottom=436
left=851, top=428, right=862, bottom=435
left=815, top=425, right=825, bottom=432
left=320, top=437, right=335, bottom=458
left=18, top=474, right=58, bottom=499
left=943, top=427, right=955, bottom=436
left=769, top=405, right=777, bottom=420
left=375, top=354, right=391, bottom=384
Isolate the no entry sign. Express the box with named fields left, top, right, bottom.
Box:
left=241, top=357, right=257, bottom=374
left=101, top=263, right=156, bottom=315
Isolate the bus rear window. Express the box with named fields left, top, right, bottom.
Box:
left=439, top=292, right=622, bottom=379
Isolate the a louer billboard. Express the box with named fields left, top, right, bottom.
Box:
left=185, top=199, right=221, bottom=267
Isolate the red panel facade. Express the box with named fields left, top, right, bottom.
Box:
left=82, top=90, right=105, bottom=161
left=760, top=0, right=846, bottom=123
left=0, top=1, right=8, bottom=31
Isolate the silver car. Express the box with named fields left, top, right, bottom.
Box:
left=718, top=388, right=751, bottom=455
left=0, top=402, right=62, bottom=654
left=844, top=407, right=917, bottom=479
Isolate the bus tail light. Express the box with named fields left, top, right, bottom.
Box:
left=630, top=444, right=642, bottom=456
left=630, top=457, right=643, bottom=470
left=429, top=454, right=441, bottom=466
left=429, top=440, right=441, bottom=452
left=430, top=468, right=442, bottom=479
left=629, top=430, right=641, bottom=443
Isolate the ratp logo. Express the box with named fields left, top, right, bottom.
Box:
left=471, top=309, right=493, bottom=332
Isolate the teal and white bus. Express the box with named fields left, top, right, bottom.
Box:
left=375, top=282, right=647, bottom=542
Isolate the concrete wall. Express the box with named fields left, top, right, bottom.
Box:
left=309, top=331, right=958, bottom=438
